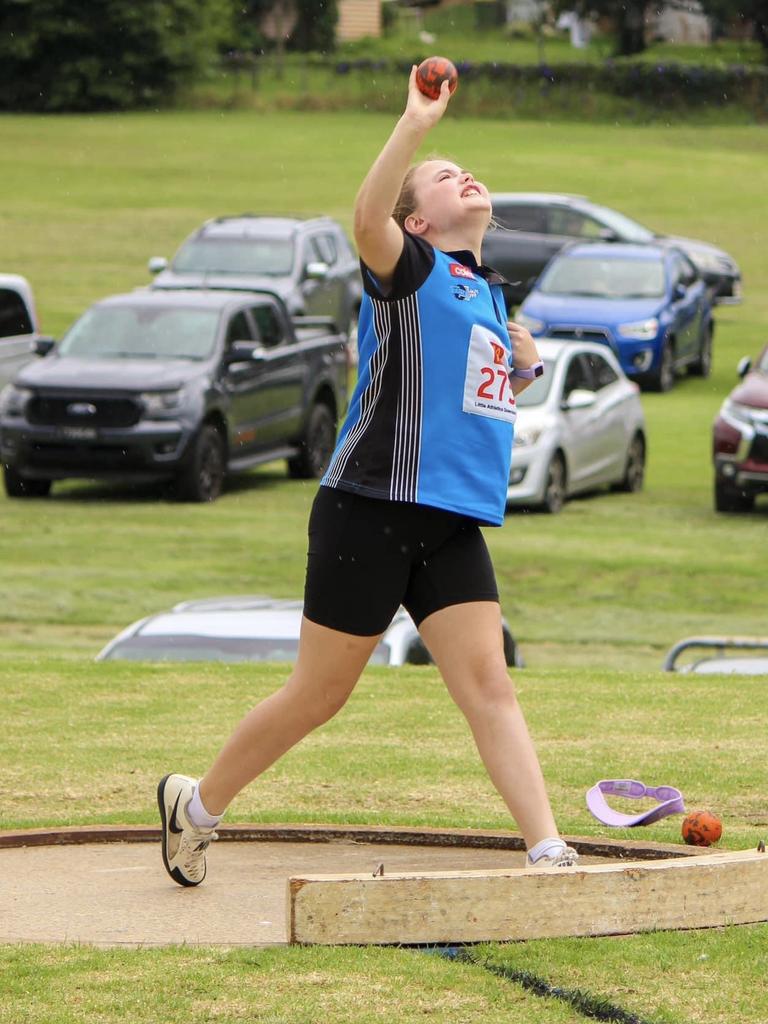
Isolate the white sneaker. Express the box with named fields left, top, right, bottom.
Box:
left=157, top=773, right=218, bottom=887
left=526, top=845, right=580, bottom=868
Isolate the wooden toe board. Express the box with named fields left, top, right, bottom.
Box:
left=288, top=849, right=768, bottom=945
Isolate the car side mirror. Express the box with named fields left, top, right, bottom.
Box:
left=598, top=228, right=619, bottom=242
left=226, top=340, right=265, bottom=365
left=148, top=256, right=168, bottom=275
left=305, top=261, right=328, bottom=281
left=736, top=356, right=752, bottom=378
left=562, top=388, right=596, bottom=411
left=673, top=282, right=687, bottom=300
left=33, top=336, right=56, bottom=357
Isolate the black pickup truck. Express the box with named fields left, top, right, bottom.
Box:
left=0, top=289, right=348, bottom=501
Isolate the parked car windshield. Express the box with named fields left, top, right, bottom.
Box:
left=539, top=256, right=665, bottom=299
left=588, top=204, right=655, bottom=244
left=58, top=305, right=220, bottom=360
left=515, top=360, right=555, bottom=407
left=0, top=287, right=34, bottom=337
left=172, top=238, right=294, bottom=276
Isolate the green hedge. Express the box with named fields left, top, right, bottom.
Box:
left=214, top=53, right=767, bottom=121
left=328, top=58, right=768, bottom=112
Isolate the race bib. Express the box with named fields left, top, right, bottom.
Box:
left=462, top=324, right=517, bottom=423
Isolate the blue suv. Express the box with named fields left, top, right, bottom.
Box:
left=516, top=243, right=713, bottom=392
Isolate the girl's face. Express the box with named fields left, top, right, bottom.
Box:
left=407, top=160, right=492, bottom=236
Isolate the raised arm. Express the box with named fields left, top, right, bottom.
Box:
left=354, top=67, right=452, bottom=287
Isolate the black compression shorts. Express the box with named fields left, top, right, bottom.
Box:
left=303, top=486, right=499, bottom=636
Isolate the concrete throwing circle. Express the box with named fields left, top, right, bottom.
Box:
left=1, top=824, right=700, bottom=947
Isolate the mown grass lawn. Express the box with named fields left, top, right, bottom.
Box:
left=3, top=658, right=767, bottom=842
left=1, top=110, right=766, bottom=1024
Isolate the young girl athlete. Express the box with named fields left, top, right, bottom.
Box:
left=158, top=69, right=578, bottom=886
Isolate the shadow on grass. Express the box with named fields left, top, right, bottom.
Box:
left=43, top=468, right=293, bottom=504
left=509, top=484, right=768, bottom=519
left=506, top=484, right=639, bottom=516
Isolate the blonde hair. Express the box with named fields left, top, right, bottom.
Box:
left=392, top=163, right=422, bottom=230
left=391, top=156, right=498, bottom=231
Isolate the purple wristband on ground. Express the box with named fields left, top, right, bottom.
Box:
left=586, top=779, right=686, bottom=827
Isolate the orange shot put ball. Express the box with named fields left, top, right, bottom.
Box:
left=681, top=810, right=723, bottom=847
left=415, top=56, right=459, bottom=101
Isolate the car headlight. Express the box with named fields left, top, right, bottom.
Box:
left=140, top=389, right=184, bottom=416
left=515, top=312, right=545, bottom=334
left=690, top=251, right=724, bottom=273
left=617, top=318, right=659, bottom=341
left=514, top=425, right=543, bottom=448
left=0, top=384, right=33, bottom=417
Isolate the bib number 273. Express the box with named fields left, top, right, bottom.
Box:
left=462, top=324, right=517, bottom=424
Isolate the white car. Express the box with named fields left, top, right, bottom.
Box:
left=507, top=338, right=647, bottom=513
left=0, top=274, right=43, bottom=390
left=95, top=596, right=523, bottom=667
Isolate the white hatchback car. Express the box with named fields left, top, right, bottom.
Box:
left=507, top=338, right=647, bottom=513
left=96, top=596, right=523, bottom=667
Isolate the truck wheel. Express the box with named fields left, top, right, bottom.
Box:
left=647, top=340, right=675, bottom=393
left=502, top=625, right=523, bottom=668
left=4, top=465, right=52, bottom=498
left=540, top=453, right=566, bottom=514
left=689, top=323, right=713, bottom=378
left=175, top=424, right=226, bottom=503
left=714, top=479, right=753, bottom=513
left=288, top=402, right=336, bottom=480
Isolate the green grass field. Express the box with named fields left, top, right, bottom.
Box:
left=1, top=110, right=767, bottom=1023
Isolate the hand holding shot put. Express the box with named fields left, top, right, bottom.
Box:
left=405, top=60, right=454, bottom=127
left=157, top=63, right=574, bottom=891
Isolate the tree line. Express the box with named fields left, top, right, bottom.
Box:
left=0, top=0, right=337, bottom=112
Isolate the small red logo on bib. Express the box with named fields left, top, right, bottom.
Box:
left=449, top=263, right=475, bottom=280
left=490, top=342, right=507, bottom=366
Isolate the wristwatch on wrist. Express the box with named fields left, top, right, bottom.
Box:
left=511, top=360, right=544, bottom=380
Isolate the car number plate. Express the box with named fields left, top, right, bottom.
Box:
left=59, top=426, right=98, bottom=440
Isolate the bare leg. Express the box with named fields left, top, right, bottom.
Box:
left=198, top=617, right=382, bottom=815
left=418, top=601, right=559, bottom=848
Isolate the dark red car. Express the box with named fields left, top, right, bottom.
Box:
left=712, top=344, right=768, bottom=512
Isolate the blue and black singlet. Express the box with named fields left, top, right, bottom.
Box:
left=322, top=232, right=516, bottom=526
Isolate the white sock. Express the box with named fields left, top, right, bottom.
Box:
left=527, top=837, right=567, bottom=863
left=187, top=785, right=221, bottom=829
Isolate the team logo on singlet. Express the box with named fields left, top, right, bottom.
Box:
left=449, top=263, right=475, bottom=280
left=452, top=283, right=479, bottom=301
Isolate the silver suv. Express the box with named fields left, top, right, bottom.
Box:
left=148, top=215, right=362, bottom=341
left=483, top=193, right=742, bottom=308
